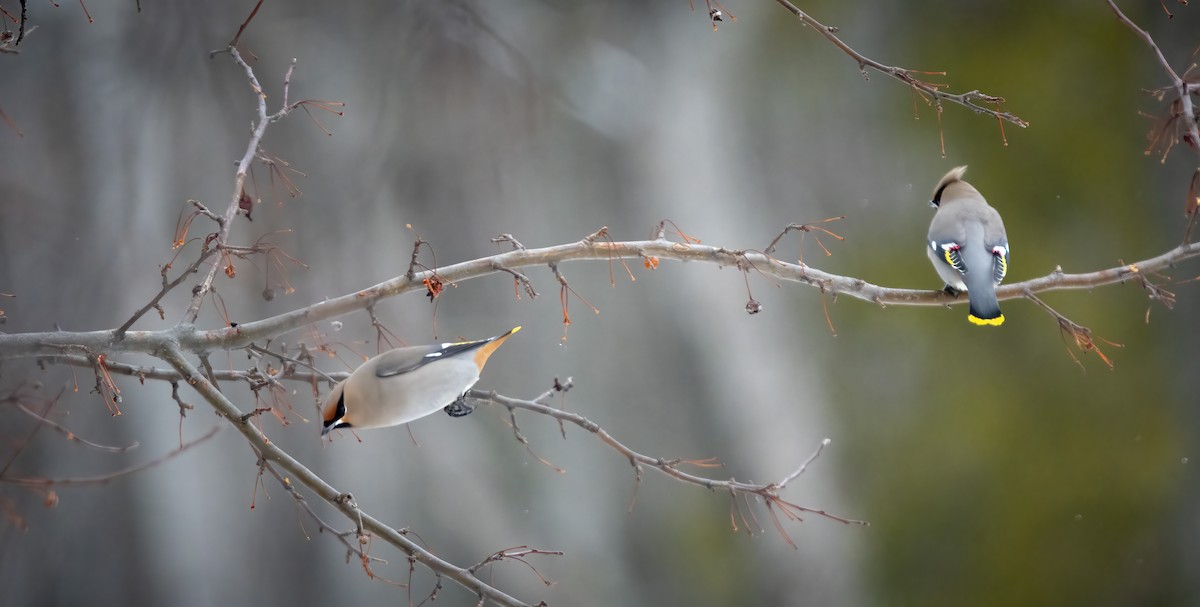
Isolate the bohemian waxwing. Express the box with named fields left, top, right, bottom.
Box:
left=321, top=326, right=521, bottom=435
left=926, top=166, right=1010, bottom=326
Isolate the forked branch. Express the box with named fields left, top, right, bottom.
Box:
left=156, top=346, right=531, bottom=607
left=473, top=387, right=867, bottom=527
left=771, top=0, right=1029, bottom=127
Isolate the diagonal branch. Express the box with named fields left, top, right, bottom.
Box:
left=1107, top=0, right=1200, bottom=151
left=771, top=0, right=1028, bottom=127
left=258, top=460, right=398, bottom=583
left=1024, top=289, right=1120, bottom=369
left=774, top=437, right=831, bottom=491
left=117, top=246, right=219, bottom=338
left=155, top=346, right=532, bottom=607
left=1106, top=1, right=1200, bottom=244
left=180, top=47, right=273, bottom=324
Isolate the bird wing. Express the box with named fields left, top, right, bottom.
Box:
left=977, top=205, right=1009, bottom=285
left=927, top=200, right=967, bottom=273
left=991, top=244, right=1009, bottom=284
left=373, top=338, right=495, bottom=378
left=373, top=346, right=438, bottom=378
left=929, top=238, right=968, bottom=275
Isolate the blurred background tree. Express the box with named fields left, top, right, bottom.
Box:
left=0, top=1, right=1197, bottom=605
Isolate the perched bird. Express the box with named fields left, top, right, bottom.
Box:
left=321, top=327, right=521, bottom=435
left=926, top=166, right=1010, bottom=326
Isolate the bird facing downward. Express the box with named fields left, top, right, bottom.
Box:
left=321, top=327, right=521, bottom=436
left=926, top=166, right=1010, bottom=326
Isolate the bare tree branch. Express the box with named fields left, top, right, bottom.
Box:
left=3, top=237, right=1197, bottom=361
left=2, top=426, right=220, bottom=487
left=10, top=401, right=140, bottom=453
left=258, top=460, right=401, bottom=585
left=775, top=437, right=831, bottom=491
left=3, top=4, right=1195, bottom=602
left=36, top=354, right=347, bottom=391
left=155, top=346, right=532, bottom=607
left=472, top=388, right=867, bottom=527
left=180, top=46, right=275, bottom=324
left=771, top=0, right=1029, bottom=127
left=117, top=246, right=219, bottom=338
left=1107, top=0, right=1200, bottom=151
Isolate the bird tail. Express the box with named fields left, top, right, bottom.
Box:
left=967, top=296, right=1004, bottom=326
left=961, top=257, right=1003, bottom=326
left=472, top=326, right=522, bottom=368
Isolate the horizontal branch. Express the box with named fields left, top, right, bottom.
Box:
left=33, top=354, right=346, bottom=385
left=2, top=236, right=1197, bottom=362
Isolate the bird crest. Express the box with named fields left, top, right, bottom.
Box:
left=930, top=165, right=969, bottom=206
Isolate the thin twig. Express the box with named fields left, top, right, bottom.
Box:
left=180, top=45, right=274, bottom=324
left=491, top=233, right=527, bottom=251
left=472, top=388, right=866, bottom=527
left=775, top=437, right=831, bottom=491
left=491, top=262, right=539, bottom=299
left=467, top=545, right=563, bottom=587
left=772, top=0, right=1028, bottom=127
left=226, top=0, right=265, bottom=49
left=258, top=460, right=402, bottom=584
left=2, top=426, right=220, bottom=487
left=1024, top=289, right=1121, bottom=369
left=0, top=386, right=59, bottom=479
left=12, top=402, right=140, bottom=452
left=1107, top=0, right=1200, bottom=247
left=117, top=246, right=219, bottom=338
left=247, top=344, right=340, bottom=384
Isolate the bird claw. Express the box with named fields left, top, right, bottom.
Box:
left=942, top=284, right=963, bottom=297
left=444, top=395, right=476, bottom=418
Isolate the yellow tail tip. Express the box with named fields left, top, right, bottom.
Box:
left=968, top=314, right=1005, bottom=327
left=475, top=327, right=521, bottom=369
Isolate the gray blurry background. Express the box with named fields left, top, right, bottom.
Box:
left=1, top=1, right=1198, bottom=605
